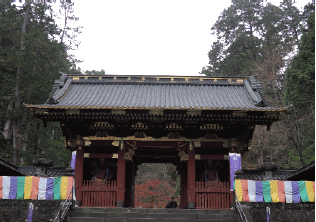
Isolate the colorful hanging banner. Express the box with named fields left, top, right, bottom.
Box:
left=262, top=181, right=272, bottom=203
left=67, top=177, right=73, bottom=199
left=38, top=177, right=47, bottom=200
left=255, top=181, right=264, bottom=202
left=71, top=151, right=76, bottom=174
left=9, top=177, right=17, bottom=199
left=229, top=153, right=241, bottom=190
left=284, top=181, right=293, bottom=203
left=241, top=179, right=249, bottom=202
left=234, top=179, right=315, bottom=203
left=305, top=181, right=315, bottom=202
left=0, top=176, right=74, bottom=200
left=31, top=177, right=39, bottom=200
left=292, top=181, right=301, bottom=203
left=277, top=180, right=285, bottom=203
left=0, top=176, right=2, bottom=199
left=53, top=177, right=62, bottom=200
left=248, top=180, right=256, bottom=202
left=235, top=179, right=242, bottom=202
left=16, top=176, right=25, bottom=200
left=24, top=176, right=32, bottom=199
left=3, top=176, right=10, bottom=199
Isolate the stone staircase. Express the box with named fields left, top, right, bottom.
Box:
left=66, top=207, right=240, bottom=222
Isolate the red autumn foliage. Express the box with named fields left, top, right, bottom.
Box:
left=134, top=178, right=179, bottom=208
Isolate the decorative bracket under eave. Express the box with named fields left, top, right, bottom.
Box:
left=177, top=142, right=189, bottom=162
left=67, top=135, right=84, bottom=150
left=124, top=141, right=137, bottom=161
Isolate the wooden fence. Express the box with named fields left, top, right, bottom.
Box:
left=195, top=181, right=232, bottom=209
left=82, top=180, right=117, bottom=207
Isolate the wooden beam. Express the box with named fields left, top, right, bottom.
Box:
left=84, top=153, right=117, bottom=159
left=195, top=154, right=229, bottom=160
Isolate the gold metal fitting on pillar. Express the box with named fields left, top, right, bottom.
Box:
left=120, top=140, right=125, bottom=150
left=189, top=141, right=194, bottom=150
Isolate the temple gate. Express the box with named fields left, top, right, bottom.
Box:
left=25, top=74, right=285, bottom=209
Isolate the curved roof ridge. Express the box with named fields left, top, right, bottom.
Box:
left=244, top=80, right=263, bottom=106
left=249, top=75, right=267, bottom=106
left=53, top=77, right=72, bottom=101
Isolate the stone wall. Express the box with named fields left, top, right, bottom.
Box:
left=241, top=202, right=315, bottom=222
left=0, top=200, right=70, bottom=222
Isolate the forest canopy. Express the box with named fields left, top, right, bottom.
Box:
left=202, top=2, right=315, bottom=169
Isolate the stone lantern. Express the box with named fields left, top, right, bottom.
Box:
left=33, top=151, right=54, bottom=177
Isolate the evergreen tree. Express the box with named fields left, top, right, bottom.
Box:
left=203, top=2, right=314, bottom=169
left=201, top=2, right=301, bottom=77
left=0, top=2, right=79, bottom=166
left=282, top=5, right=315, bottom=168
left=284, top=6, right=315, bottom=110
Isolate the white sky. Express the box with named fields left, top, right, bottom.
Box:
left=70, top=0, right=311, bottom=76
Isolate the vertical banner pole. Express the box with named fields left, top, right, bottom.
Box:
left=70, top=151, right=77, bottom=173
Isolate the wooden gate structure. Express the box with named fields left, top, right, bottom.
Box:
left=195, top=181, right=232, bottom=209
left=82, top=180, right=117, bottom=207
left=26, top=74, right=285, bottom=209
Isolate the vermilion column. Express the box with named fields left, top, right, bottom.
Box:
left=180, top=163, right=187, bottom=209
left=187, top=149, right=196, bottom=209
left=125, top=161, right=135, bottom=207
left=116, top=148, right=126, bottom=207
left=74, top=148, right=84, bottom=206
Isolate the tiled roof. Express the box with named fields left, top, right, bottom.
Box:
left=18, top=166, right=68, bottom=177
left=0, top=157, right=68, bottom=177
left=25, top=73, right=286, bottom=112
left=236, top=169, right=296, bottom=180
left=0, top=157, right=25, bottom=176
left=287, top=161, right=315, bottom=181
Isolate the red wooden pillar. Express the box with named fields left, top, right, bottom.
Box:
left=74, top=148, right=84, bottom=206
left=125, top=161, right=135, bottom=207
left=180, top=162, right=187, bottom=209
left=116, top=148, right=126, bottom=207
left=187, top=149, right=196, bottom=209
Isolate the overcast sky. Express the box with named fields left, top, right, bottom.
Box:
left=71, top=0, right=311, bottom=76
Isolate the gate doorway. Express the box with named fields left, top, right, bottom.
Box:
left=134, top=163, right=180, bottom=208
left=79, top=147, right=233, bottom=209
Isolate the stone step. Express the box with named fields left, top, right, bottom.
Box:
left=67, top=217, right=239, bottom=222
left=68, top=207, right=237, bottom=214
left=67, top=212, right=237, bottom=219
left=66, top=208, right=239, bottom=222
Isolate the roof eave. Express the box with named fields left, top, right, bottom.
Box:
left=24, top=104, right=288, bottom=113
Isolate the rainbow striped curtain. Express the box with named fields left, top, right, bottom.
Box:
left=234, top=179, right=315, bottom=203
left=0, top=176, right=73, bottom=200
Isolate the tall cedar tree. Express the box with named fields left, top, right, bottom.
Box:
left=282, top=5, right=315, bottom=168
left=0, top=3, right=76, bottom=165
left=201, top=2, right=300, bottom=77
left=202, top=2, right=314, bottom=169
